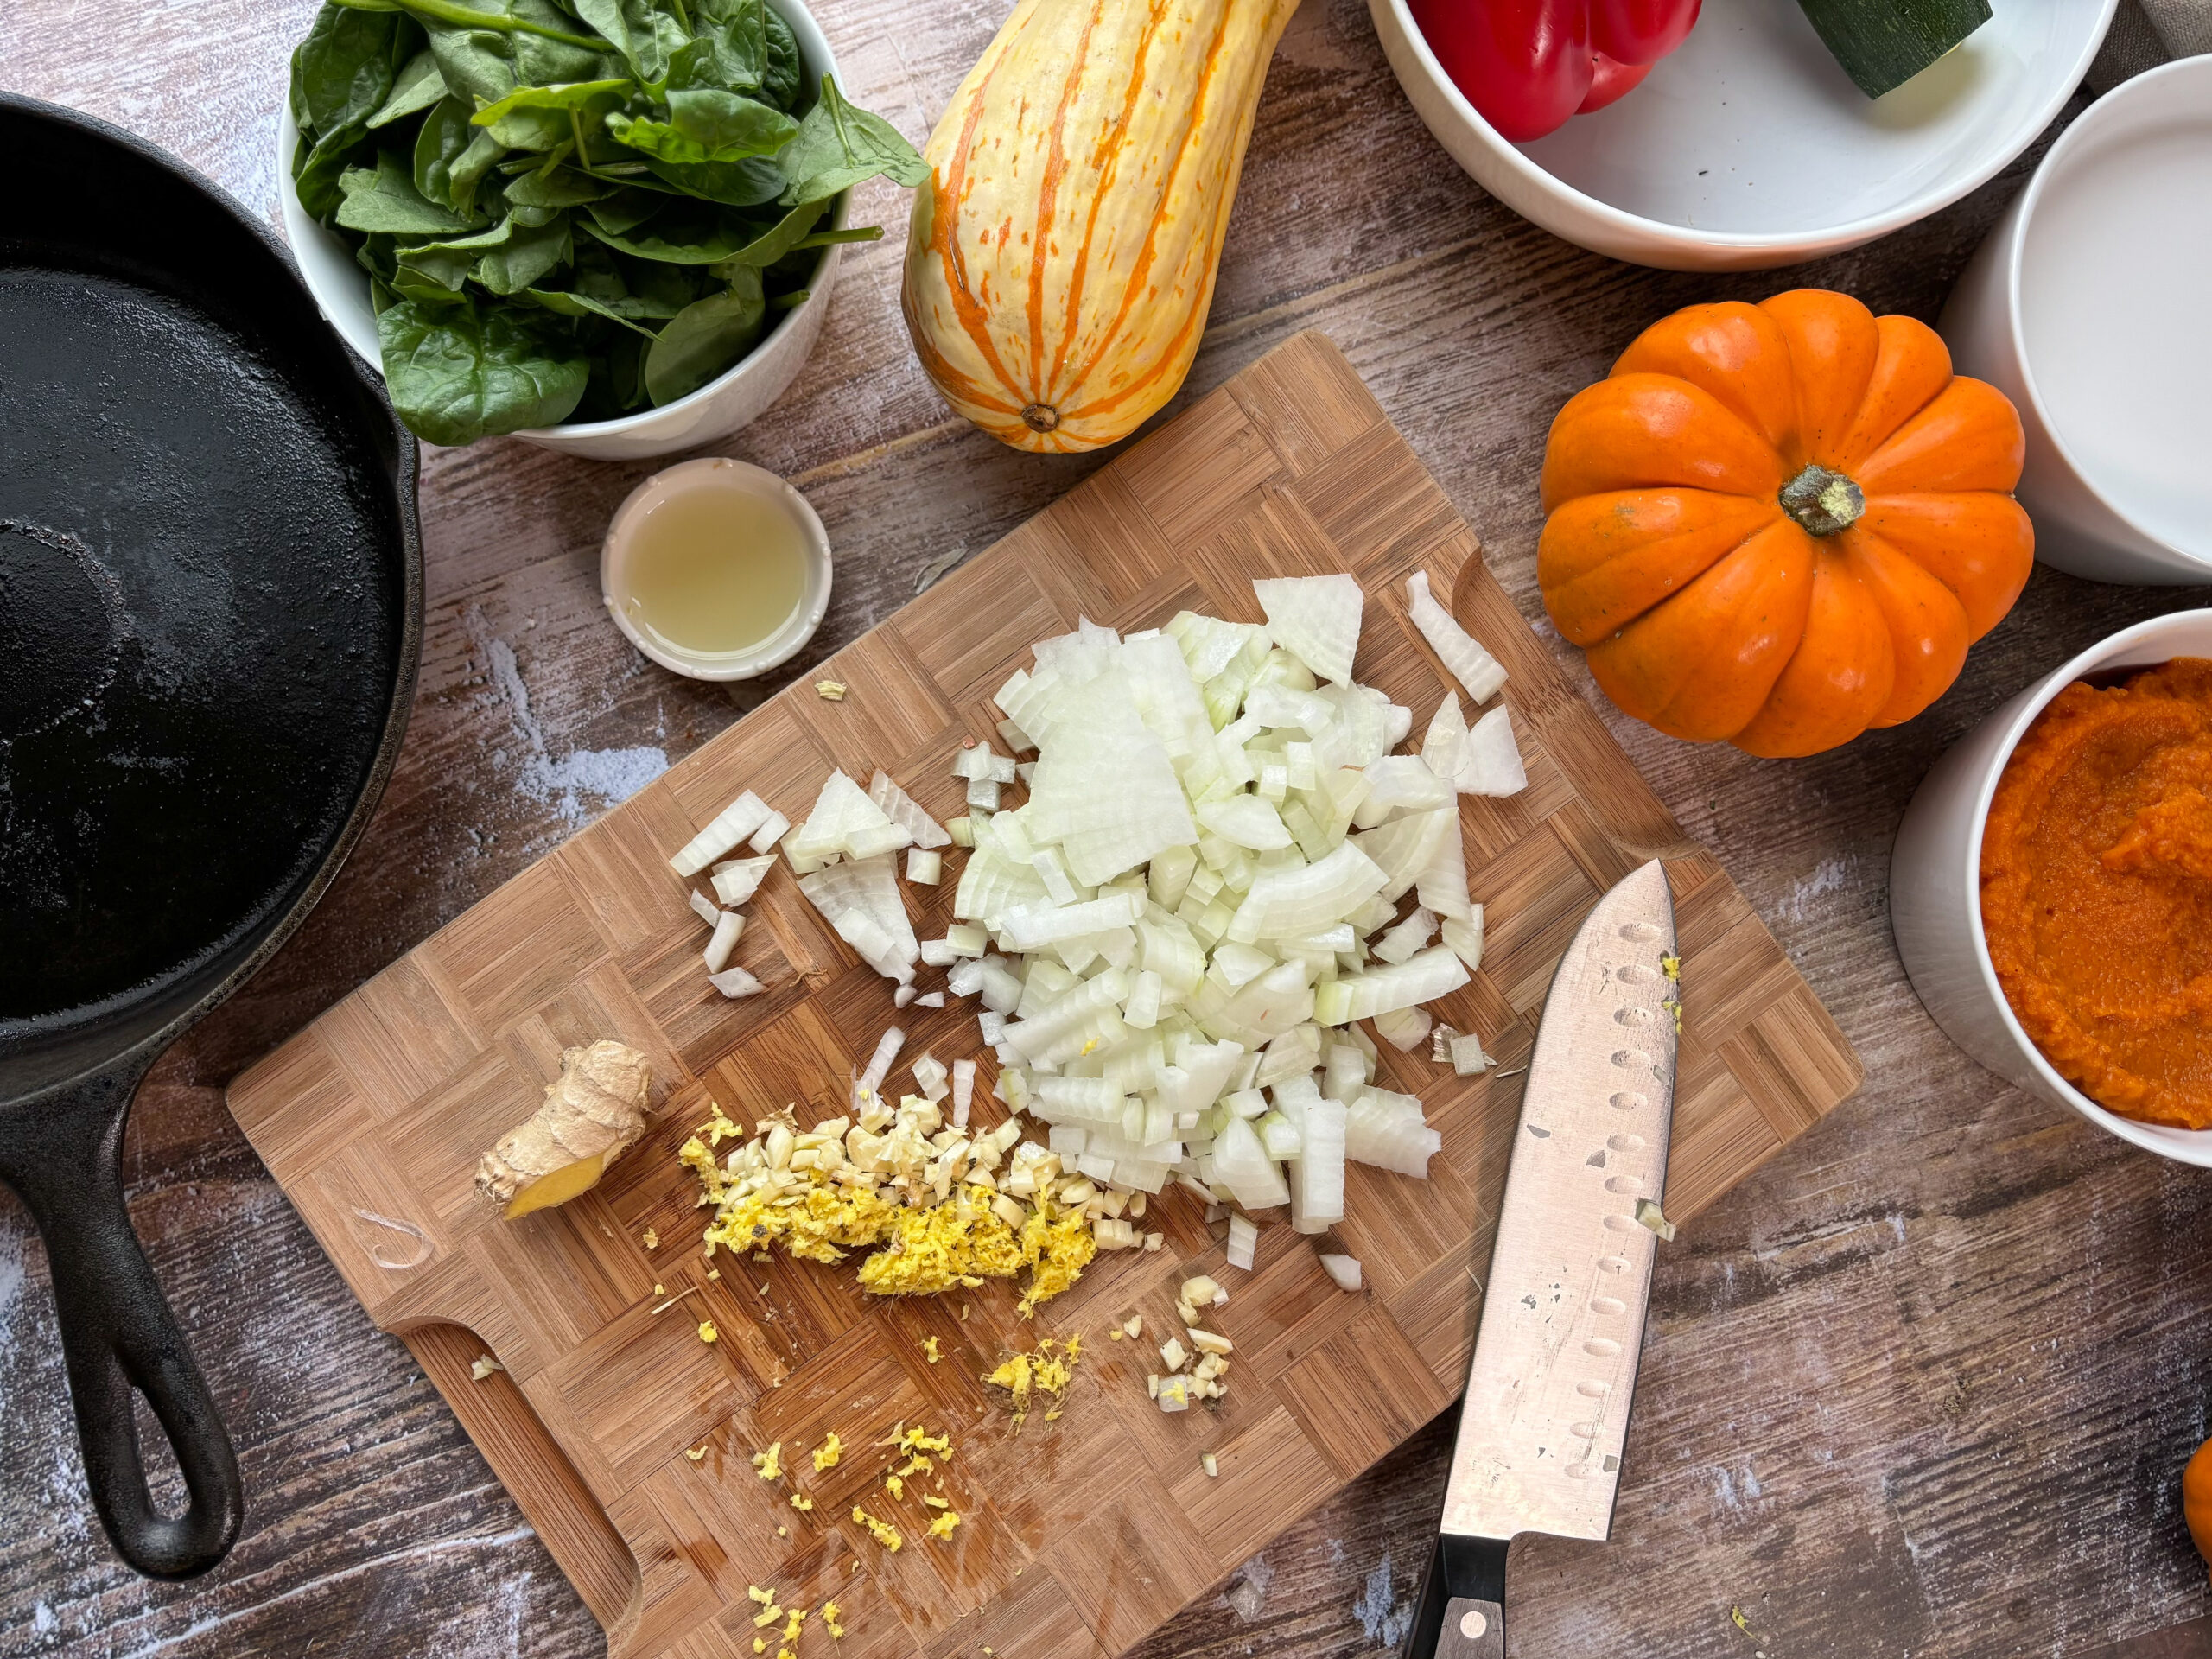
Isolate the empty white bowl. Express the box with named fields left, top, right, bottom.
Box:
left=1370, top=0, right=2116, bottom=270
left=1940, top=55, right=2212, bottom=584
left=1891, top=609, right=2212, bottom=1166
left=276, top=0, right=845, bottom=461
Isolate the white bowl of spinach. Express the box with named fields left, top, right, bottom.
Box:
left=278, top=0, right=924, bottom=458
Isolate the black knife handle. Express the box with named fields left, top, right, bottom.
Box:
left=1402, top=1534, right=1509, bottom=1659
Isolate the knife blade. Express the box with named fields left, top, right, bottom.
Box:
left=1401, top=858, right=1680, bottom=1659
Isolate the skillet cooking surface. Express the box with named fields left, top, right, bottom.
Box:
left=0, top=258, right=402, bottom=1034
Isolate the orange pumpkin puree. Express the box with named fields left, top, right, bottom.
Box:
left=1982, top=658, right=2212, bottom=1129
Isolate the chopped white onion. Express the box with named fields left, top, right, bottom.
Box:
left=710, top=854, right=779, bottom=907
left=749, top=810, right=791, bottom=853
left=906, top=848, right=944, bottom=885
left=1405, top=569, right=1508, bottom=705
left=671, top=791, right=772, bottom=876
left=687, top=889, right=722, bottom=927
left=1318, top=1253, right=1363, bottom=1292
left=709, top=964, right=765, bottom=999
left=702, top=910, right=745, bottom=973
left=1461, top=704, right=1528, bottom=798
left=870, top=771, right=951, bottom=849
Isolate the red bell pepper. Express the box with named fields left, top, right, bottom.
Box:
left=1408, top=0, right=1700, bottom=142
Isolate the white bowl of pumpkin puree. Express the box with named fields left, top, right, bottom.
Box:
left=1894, top=611, right=2212, bottom=1166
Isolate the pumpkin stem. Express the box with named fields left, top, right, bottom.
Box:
left=1021, top=404, right=1061, bottom=434
left=1779, top=464, right=1866, bottom=537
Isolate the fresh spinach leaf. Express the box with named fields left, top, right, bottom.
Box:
left=578, top=200, right=765, bottom=262
left=607, top=91, right=793, bottom=165
left=760, top=3, right=801, bottom=111
left=702, top=194, right=823, bottom=269
left=777, top=73, right=926, bottom=204
left=572, top=0, right=689, bottom=84
left=503, top=162, right=610, bottom=207
left=370, top=46, right=449, bottom=125
left=415, top=98, right=506, bottom=213
left=395, top=240, right=479, bottom=293
left=339, top=149, right=479, bottom=233
left=677, top=0, right=765, bottom=92
left=472, top=77, right=632, bottom=148
left=644, top=265, right=764, bottom=404
left=524, top=287, right=665, bottom=334
left=425, top=28, right=518, bottom=103
left=582, top=187, right=664, bottom=235
left=475, top=216, right=574, bottom=292
left=378, top=296, right=590, bottom=442
left=298, top=5, right=403, bottom=132
left=295, top=118, right=377, bottom=219
left=642, top=153, right=783, bottom=206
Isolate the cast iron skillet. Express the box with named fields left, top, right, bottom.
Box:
left=0, top=94, right=422, bottom=1579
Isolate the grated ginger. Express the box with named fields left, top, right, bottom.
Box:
left=852, top=1505, right=903, bottom=1552
left=985, top=1333, right=1080, bottom=1428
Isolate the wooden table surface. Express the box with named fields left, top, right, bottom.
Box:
left=3, top=0, right=2210, bottom=1654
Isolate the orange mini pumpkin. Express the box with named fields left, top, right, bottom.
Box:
left=1538, top=289, right=2034, bottom=758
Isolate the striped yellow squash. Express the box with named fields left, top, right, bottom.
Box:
left=900, top=0, right=1300, bottom=454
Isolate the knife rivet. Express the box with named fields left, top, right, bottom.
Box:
left=1460, top=1610, right=1489, bottom=1639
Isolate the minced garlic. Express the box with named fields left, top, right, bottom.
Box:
left=469, top=1355, right=504, bottom=1382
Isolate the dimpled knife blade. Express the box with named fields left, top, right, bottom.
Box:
left=1402, top=858, right=1679, bottom=1659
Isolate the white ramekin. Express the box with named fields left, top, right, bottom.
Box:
left=1939, top=56, right=2212, bottom=585
left=1891, top=609, right=2212, bottom=1166
left=1368, top=0, right=2114, bottom=272
left=275, top=0, right=844, bottom=461
left=600, top=456, right=832, bottom=680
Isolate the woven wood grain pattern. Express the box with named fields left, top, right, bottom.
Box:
left=225, top=332, right=1861, bottom=1659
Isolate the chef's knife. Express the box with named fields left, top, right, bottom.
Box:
left=1401, top=858, right=1680, bottom=1658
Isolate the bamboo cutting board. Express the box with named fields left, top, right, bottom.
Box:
left=227, top=333, right=1860, bottom=1659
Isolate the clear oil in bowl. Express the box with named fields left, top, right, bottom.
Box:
left=620, top=478, right=814, bottom=660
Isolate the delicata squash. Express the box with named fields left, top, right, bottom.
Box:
left=1538, top=290, right=2033, bottom=758
left=901, top=0, right=1300, bottom=453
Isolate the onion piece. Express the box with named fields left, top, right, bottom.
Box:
left=1226, top=842, right=1388, bottom=943
left=1461, top=704, right=1528, bottom=798
left=709, top=964, right=765, bottom=999
left=702, top=910, right=745, bottom=973
left=749, top=810, right=791, bottom=853
left=1254, top=575, right=1363, bottom=687
left=906, top=849, right=944, bottom=885
left=710, top=855, right=779, bottom=906
left=1318, top=1253, right=1363, bottom=1292
left=670, top=791, right=772, bottom=876
left=1406, top=570, right=1508, bottom=705
left=1442, top=907, right=1484, bottom=973
left=687, top=889, right=722, bottom=927
left=951, top=1058, right=977, bottom=1128
left=1225, top=1212, right=1259, bottom=1270
left=869, top=771, right=951, bottom=849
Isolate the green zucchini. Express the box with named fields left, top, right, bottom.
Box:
left=1795, top=0, right=1993, bottom=99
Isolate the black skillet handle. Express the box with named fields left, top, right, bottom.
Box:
left=1402, top=1534, right=1509, bottom=1659
left=0, top=1056, right=243, bottom=1579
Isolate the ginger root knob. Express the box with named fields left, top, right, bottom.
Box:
left=475, top=1040, right=652, bottom=1219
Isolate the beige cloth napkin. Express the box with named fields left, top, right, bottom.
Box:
left=2088, top=0, right=2212, bottom=91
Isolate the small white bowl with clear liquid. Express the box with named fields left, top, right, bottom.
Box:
left=1940, top=55, right=2212, bottom=584
left=601, top=457, right=832, bottom=681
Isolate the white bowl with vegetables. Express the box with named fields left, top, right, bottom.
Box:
left=276, top=0, right=925, bottom=459
left=1370, top=0, right=2116, bottom=271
